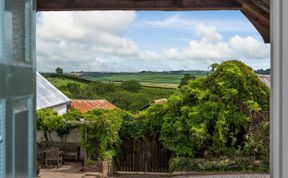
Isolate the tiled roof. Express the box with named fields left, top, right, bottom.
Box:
left=37, top=72, right=70, bottom=110
left=71, top=99, right=117, bottom=113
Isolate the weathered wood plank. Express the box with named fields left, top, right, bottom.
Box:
left=37, top=0, right=242, bottom=11
left=240, top=0, right=270, bottom=43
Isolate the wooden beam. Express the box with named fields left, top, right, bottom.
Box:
left=241, top=8, right=270, bottom=43
left=37, top=0, right=242, bottom=11
left=239, top=0, right=270, bottom=43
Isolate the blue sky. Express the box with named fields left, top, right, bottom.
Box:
left=36, top=11, right=270, bottom=72
left=126, top=11, right=261, bottom=47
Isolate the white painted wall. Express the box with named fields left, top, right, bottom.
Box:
left=37, top=128, right=81, bottom=143
left=52, top=104, right=68, bottom=115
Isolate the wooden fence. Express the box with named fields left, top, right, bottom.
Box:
left=116, top=137, right=171, bottom=173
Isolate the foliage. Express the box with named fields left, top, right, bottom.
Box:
left=169, top=156, right=268, bottom=173
left=255, top=68, right=270, bottom=75
left=60, top=82, right=82, bottom=98
left=119, top=104, right=165, bottom=141
left=110, top=91, right=150, bottom=112
left=37, top=109, right=63, bottom=141
left=82, top=109, right=123, bottom=160
left=55, top=67, right=64, bottom=75
left=159, top=60, right=269, bottom=160
left=82, top=70, right=209, bottom=85
left=49, top=77, right=174, bottom=112
left=178, top=74, right=196, bottom=88
left=56, top=109, right=83, bottom=142
left=37, top=108, right=82, bottom=142
left=120, top=80, right=142, bottom=92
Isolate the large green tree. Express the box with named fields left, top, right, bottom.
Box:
left=159, top=60, right=269, bottom=158
left=55, top=67, right=64, bottom=75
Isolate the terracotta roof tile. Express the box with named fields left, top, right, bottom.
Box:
left=71, top=99, right=117, bottom=113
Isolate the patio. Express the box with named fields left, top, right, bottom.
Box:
left=38, top=162, right=269, bottom=178
left=39, top=162, right=85, bottom=178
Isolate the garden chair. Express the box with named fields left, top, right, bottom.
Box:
left=45, top=147, right=63, bottom=168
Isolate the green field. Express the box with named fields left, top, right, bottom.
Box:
left=47, top=77, right=88, bottom=88
left=82, top=72, right=208, bottom=88
left=46, top=75, right=175, bottom=111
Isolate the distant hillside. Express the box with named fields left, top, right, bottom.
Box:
left=255, top=68, right=270, bottom=75
left=72, top=70, right=210, bottom=87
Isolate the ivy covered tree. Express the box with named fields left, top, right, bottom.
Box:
left=82, top=109, right=123, bottom=160
left=159, top=60, right=269, bottom=159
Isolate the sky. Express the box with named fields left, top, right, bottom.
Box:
left=36, top=11, right=270, bottom=72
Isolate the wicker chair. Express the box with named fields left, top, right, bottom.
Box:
left=45, top=147, right=63, bottom=168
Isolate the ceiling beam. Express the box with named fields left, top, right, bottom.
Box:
left=239, top=0, right=270, bottom=43
left=37, top=0, right=242, bottom=11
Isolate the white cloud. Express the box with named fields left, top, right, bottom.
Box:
left=139, top=13, right=257, bottom=33
left=161, top=24, right=232, bottom=62
left=195, top=23, right=222, bottom=43
left=229, top=35, right=270, bottom=59
left=37, top=11, right=140, bottom=71
left=36, top=12, right=270, bottom=72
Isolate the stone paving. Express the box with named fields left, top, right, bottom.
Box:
left=110, top=174, right=270, bottom=178
left=174, top=174, right=269, bottom=178
left=38, top=162, right=270, bottom=178
left=38, top=162, right=85, bottom=178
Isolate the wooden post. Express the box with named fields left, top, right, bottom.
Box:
left=271, top=0, right=288, bottom=177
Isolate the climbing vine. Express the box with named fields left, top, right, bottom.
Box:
left=160, top=60, right=269, bottom=158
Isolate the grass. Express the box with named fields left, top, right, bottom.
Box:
left=139, top=87, right=174, bottom=99
left=84, top=73, right=185, bottom=84
left=45, top=71, right=208, bottom=89
left=47, top=77, right=88, bottom=88
left=83, top=72, right=208, bottom=88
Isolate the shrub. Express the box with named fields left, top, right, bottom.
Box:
left=56, top=108, right=83, bottom=142
left=82, top=109, right=123, bottom=160
left=169, top=156, right=268, bottom=173
left=37, top=108, right=82, bottom=142
left=160, top=60, right=269, bottom=158
left=37, top=109, right=63, bottom=141
left=120, top=80, right=142, bottom=92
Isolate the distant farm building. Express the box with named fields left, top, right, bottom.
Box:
left=71, top=99, right=117, bottom=113
left=36, top=72, right=71, bottom=115
left=154, top=98, right=168, bottom=104
left=258, top=75, right=270, bottom=88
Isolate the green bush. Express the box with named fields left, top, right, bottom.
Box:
left=160, top=60, right=269, bottom=158
left=37, top=108, right=82, bottom=142
left=37, top=109, right=63, bottom=141
left=120, top=80, right=142, bottom=92
left=56, top=109, right=83, bottom=142
left=169, top=156, right=268, bottom=173
left=82, top=109, right=123, bottom=160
